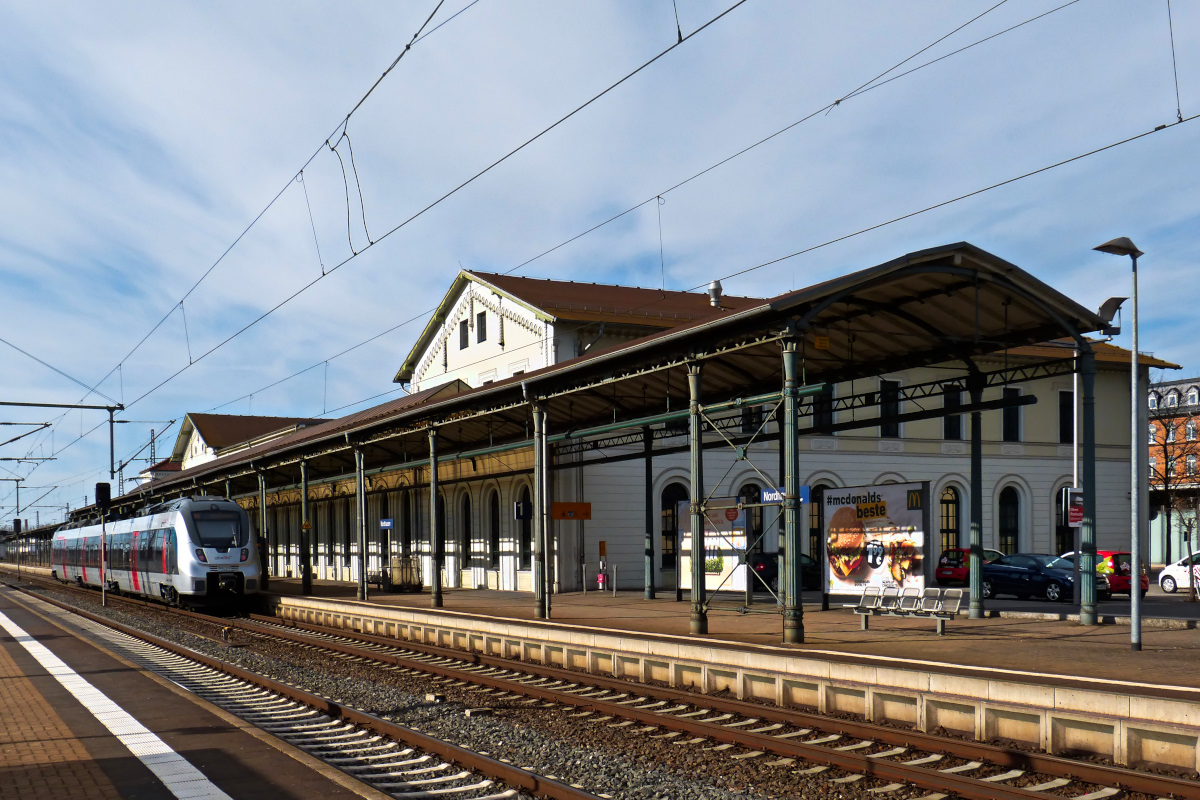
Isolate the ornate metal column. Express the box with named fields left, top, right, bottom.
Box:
left=429, top=427, right=442, bottom=608
left=688, top=362, right=707, bottom=635
left=782, top=338, right=804, bottom=644
left=300, top=460, right=312, bottom=595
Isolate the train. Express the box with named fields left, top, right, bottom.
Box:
left=51, top=496, right=260, bottom=605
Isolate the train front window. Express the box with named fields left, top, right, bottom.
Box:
left=191, top=511, right=246, bottom=547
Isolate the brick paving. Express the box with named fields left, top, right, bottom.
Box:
left=0, top=641, right=120, bottom=799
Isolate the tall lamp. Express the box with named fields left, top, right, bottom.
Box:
left=1094, top=236, right=1144, bottom=652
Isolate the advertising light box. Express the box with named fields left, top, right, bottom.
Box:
left=824, top=482, right=929, bottom=594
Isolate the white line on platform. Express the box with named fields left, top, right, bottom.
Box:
left=0, top=609, right=233, bottom=800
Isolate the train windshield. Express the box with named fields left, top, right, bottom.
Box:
left=190, top=511, right=246, bottom=548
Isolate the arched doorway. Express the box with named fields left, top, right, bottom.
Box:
left=939, top=486, right=961, bottom=556
left=660, top=483, right=688, bottom=578
left=998, top=487, right=1019, bottom=554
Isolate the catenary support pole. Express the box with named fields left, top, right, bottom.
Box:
left=782, top=338, right=804, bottom=644
left=355, top=447, right=367, bottom=602
left=644, top=426, right=655, bottom=599
left=688, top=362, right=708, bottom=635
left=532, top=403, right=547, bottom=619
left=429, top=427, right=442, bottom=608
left=968, top=374, right=985, bottom=619
left=1080, top=348, right=1098, bottom=625
left=300, top=460, right=312, bottom=595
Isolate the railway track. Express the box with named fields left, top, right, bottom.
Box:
left=233, top=614, right=1200, bottom=800
left=5, top=584, right=599, bottom=800
left=11, top=573, right=1200, bottom=799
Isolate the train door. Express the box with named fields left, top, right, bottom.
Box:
left=130, top=531, right=142, bottom=593
left=139, top=531, right=154, bottom=596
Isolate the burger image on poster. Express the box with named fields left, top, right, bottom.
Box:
left=827, top=506, right=866, bottom=580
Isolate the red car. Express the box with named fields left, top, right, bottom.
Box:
left=936, top=547, right=1004, bottom=585
left=1060, top=551, right=1149, bottom=596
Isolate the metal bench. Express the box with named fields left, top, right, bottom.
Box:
left=933, top=587, right=963, bottom=635
left=366, top=571, right=389, bottom=591
left=890, top=586, right=922, bottom=616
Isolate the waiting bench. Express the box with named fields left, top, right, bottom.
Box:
left=844, top=586, right=963, bottom=635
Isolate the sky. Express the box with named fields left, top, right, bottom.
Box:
left=1, top=0, right=1197, bottom=526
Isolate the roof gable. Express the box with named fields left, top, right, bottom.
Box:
left=395, top=269, right=761, bottom=383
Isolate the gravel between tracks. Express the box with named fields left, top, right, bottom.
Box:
left=23, top=582, right=927, bottom=799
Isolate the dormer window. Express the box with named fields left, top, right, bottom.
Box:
left=459, top=319, right=469, bottom=349
left=1189, top=388, right=1198, bottom=405
left=1167, top=392, right=1179, bottom=407
left=1149, top=394, right=1158, bottom=409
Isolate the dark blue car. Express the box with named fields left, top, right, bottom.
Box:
left=981, top=553, right=1109, bottom=602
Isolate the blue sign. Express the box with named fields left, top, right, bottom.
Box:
left=380, top=518, right=394, bottom=530
left=760, top=486, right=810, bottom=504
left=513, top=501, right=533, bottom=520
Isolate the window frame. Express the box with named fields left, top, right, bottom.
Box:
left=459, top=319, right=469, bottom=349
left=476, top=311, right=487, bottom=344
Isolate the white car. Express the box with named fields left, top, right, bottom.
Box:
left=1157, top=553, right=1200, bottom=594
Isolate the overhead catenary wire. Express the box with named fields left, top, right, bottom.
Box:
left=194, top=0, right=1089, bottom=422
left=1167, top=0, right=1184, bottom=122
left=104, top=0, right=752, bottom=414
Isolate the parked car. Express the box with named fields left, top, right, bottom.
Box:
left=1157, top=552, right=1200, bottom=594
left=1059, top=550, right=1149, bottom=596
left=748, top=551, right=820, bottom=592
left=981, top=553, right=1110, bottom=602
left=935, top=547, right=1004, bottom=585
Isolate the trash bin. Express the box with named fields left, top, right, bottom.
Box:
left=390, top=555, right=422, bottom=592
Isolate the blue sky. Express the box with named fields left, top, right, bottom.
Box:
left=1, top=0, right=1197, bottom=523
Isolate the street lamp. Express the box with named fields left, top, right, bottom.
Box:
left=1094, top=236, right=1144, bottom=653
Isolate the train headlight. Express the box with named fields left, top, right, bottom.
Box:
left=196, top=549, right=207, bottom=563
left=240, top=548, right=249, bottom=562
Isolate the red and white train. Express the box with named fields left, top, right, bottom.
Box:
left=52, top=496, right=260, bottom=605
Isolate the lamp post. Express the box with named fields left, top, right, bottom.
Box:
left=1094, top=236, right=1144, bottom=652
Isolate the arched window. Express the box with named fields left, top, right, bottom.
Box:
left=343, top=497, right=353, bottom=566
left=401, top=492, right=412, bottom=555
left=1187, top=420, right=1196, bottom=442
left=460, top=495, right=473, bottom=563
left=518, top=486, right=532, bottom=569
left=436, top=494, right=446, bottom=559
left=738, top=483, right=763, bottom=553
left=488, top=490, right=501, bottom=568
left=998, top=487, right=1019, bottom=555
left=379, top=493, right=390, bottom=562
left=660, top=483, right=688, bottom=570
left=809, top=484, right=830, bottom=556
left=1168, top=424, right=1177, bottom=443
left=1149, top=423, right=1157, bottom=444
left=939, top=486, right=960, bottom=555
left=1054, top=487, right=1072, bottom=556
left=1188, top=455, right=1197, bottom=478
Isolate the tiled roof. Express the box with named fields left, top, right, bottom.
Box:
left=470, top=271, right=761, bottom=326
left=188, top=413, right=324, bottom=451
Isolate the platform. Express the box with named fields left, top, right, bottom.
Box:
left=266, top=577, right=1200, bottom=691
left=0, top=585, right=387, bottom=800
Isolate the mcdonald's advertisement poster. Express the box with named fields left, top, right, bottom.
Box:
left=825, top=483, right=928, bottom=594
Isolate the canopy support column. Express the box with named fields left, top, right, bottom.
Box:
left=782, top=338, right=804, bottom=644
left=688, top=362, right=707, bottom=635
left=1080, top=348, right=1098, bottom=625
left=355, top=447, right=367, bottom=602
left=429, top=427, right=442, bottom=608
left=968, top=375, right=984, bottom=619
left=533, top=402, right=548, bottom=619
left=644, top=426, right=655, bottom=599
left=300, top=460, right=312, bottom=595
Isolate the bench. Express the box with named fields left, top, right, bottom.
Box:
left=366, top=571, right=390, bottom=591
left=845, top=585, right=962, bottom=635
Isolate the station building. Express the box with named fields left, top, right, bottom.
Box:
left=65, top=243, right=1167, bottom=603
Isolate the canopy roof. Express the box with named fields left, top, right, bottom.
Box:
left=109, top=243, right=1117, bottom=512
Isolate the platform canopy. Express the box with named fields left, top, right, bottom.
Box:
left=109, top=242, right=1109, bottom=510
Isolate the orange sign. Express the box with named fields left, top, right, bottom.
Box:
left=551, top=502, right=592, bottom=520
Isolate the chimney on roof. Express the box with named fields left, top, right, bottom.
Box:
left=708, top=280, right=723, bottom=309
